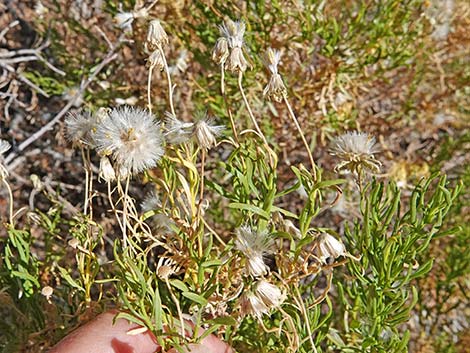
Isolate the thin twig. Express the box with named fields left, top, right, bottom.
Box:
left=0, top=62, right=50, bottom=97
left=0, top=20, right=19, bottom=43
left=4, top=38, right=122, bottom=168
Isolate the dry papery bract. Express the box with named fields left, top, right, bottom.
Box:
left=216, top=19, right=248, bottom=73
left=263, top=48, right=287, bottom=102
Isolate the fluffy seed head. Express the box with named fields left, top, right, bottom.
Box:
left=235, top=226, right=273, bottom=277
left=329, top=131, right=381, bottom=174
left=146, top=19, right=168, bottom=50
left=316, top=233, right=346, bottom=263
left=141, top=190, right=161, bottom=213
left=164, top=112, right=194, bottom=144
left=94, top=106, right=164, bottom=176
left=65, top=110, right=103, bottom=148
left=193, top=114, right=224, bottom=150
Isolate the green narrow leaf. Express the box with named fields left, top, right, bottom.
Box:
left=153, top=285, right=163, bottom=331
left=169, top=279, right=189, bottom=292
left=182, top=291, right=207, bottom=305
left=207, top=316, right=237, bottom=326
left=58, top=267, right=85, bottom=292
left=228, top=202, right=270, bottom=219
left=10, top=270, right=40, bottom=287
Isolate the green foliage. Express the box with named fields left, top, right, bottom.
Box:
left=0, top=207, right=72, bottom=352
left=2, top=227, right=40, bottom=298
left=333, top=175, right=461, bottom=352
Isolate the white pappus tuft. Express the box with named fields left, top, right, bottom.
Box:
left=65, top=109, right=108, bottom=148
left=235, top=225, right=273, bottom=278
left=329, top=131, right=381, bottom=174
left=254, top=279, right=286, bottom=309
left=94, top=106, right=164, bottom=176
left=164, top=112, right=194, bottom=144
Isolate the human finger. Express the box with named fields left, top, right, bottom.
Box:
left=48, top=310, right=158, bottom=353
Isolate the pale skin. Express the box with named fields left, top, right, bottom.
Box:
left=48, top=311, right=234, bottom=353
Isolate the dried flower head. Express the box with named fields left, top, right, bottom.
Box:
left=329, top=131, right=381, bottom=174
left=193, top=114, right=224, bottom=150
left=239, top=291, right=269, bottom=318
left=235, top=226, right=273, bottom=277
left=94, top=106, right=164, bottom=176
left=147, top=49, right=165, bottom=71
left=65, top=109, right=106, bottom=148
left=218, top=19, right=249, bottom=73
left=98, top=156, right=116, bottom=183
left=264, top=73, right=287, bottom=102
left=41, top=286, right=54, bottom=302
left=316, top=233, right=346, bottom=263
left=254, top=279, right=285, bottom=309
left=156, top=257, right=179, bottom=280
left=226, top=47, right=248, bottom=73
left=146, top=19, right=169, bottom=50
left=263, top=48, right=287, bottom=102
left=164, top=112, right=194, bottom=144
left=212, top=37, right=229, bottom=66
left=30, top=174, right=44, bottom=191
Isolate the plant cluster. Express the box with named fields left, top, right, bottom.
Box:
left=0, top=1, right=469, bottom=353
